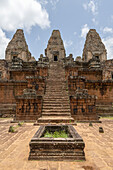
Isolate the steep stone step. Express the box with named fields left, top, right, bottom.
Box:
left=42, top=109, right=70, bottom=112
left=46, top=89, right=67, bottom=91
left=44, top=92, right=68, bottom=95
left=45, top=94, right=68, bottom=97
left=42, top=113, right=71, bottom=116
left=43, top=106, right=70, bottom=109
left=37, top=61, right=74, bottom=124
left=43, top=103, right=70, bottom=107
left=43, top=100, right=69, bottom=103
left=44, top=97, right=69, bottom=100
left=37, top=116, right=74, bottom=123
left=45, top=91, right=67, bottom=93
left=46, top=87, right=66, bottom=89
left=43, top=101, right=70, bottom=104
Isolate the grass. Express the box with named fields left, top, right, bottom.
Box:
left=8, top=121, right=24, bottom=133
left=9, top=126, right=17, bottom=133
left=44, top=130, right=68, bottom=138
left=0, top=117, right=12, bottom=119
left=100, top=116, right=113, bottom=120
left=18, top=121, right=24, bottom=126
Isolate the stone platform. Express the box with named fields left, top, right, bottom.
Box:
left=0, top=118, right=113, bottom=170
left=28, top=125, right=85, bottom=161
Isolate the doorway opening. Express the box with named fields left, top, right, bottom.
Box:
left=54, top=55, right=58, bottom=61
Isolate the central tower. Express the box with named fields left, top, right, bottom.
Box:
left=45, top=30, right=66, bottom=62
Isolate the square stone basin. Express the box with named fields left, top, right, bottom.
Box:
left=28, top=125, right=85, bottom=161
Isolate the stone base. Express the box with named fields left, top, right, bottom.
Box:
left=11, top=119, right=36, bottom=123
left=76, top=120, right=101, bottom=123
left=28, top=125, right=85, bottom=161
left=34, top=122, right=77, bottom=126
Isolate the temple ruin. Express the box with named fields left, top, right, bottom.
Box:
left=0, top=29, right=113, bottom=122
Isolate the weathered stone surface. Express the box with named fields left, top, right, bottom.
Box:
left=5, top=29, right=35, bottom=61
left=45, top=30, right=66, bottom=62
left=16, top=89, right=42, bottom=121
left=82, top=29, right=107, bottom=62
left=69, top=77, right=98, bottom=121
left=0, top=118, right=113, bottom=170
left=29, top=125, right=85, bottom=161
left=37, top=61, right=74, bottom=124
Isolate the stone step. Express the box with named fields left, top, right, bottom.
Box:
left=47, top=80, right=65, bottom=82
left=44, top=97, right=69, bottom=100
left=46, top=81, right=66, bottom=83
left=43, top=103, right=70, bottom=107
left=43, top=105, right=70, bottom=108
left=46, top=92, right=67, bottom=93
left=47, top=79, right=65, bottom=81
left=43, top=99, right=69, bottom=102
left=46, top=85, right=66, bottom=87
left=45, top=91, right=68, bottom=94
left=42, top=109, right=70, bottom=112
left=46, top=80, right=66, bottom=82
left=43, top=108, right=70, bottom=110
left=45, top=89, right=67, bottom=91
left=46, top=89, right=67, bottom=91
left=46, top=87, right=66, bottom=88
left=43, top=101, right=70, bottom=104
left=37, top=116, right=74, bottom=123
left=42, top=113, right=71, bottom=116
left=46, top=88, right=66, bottom=90
left=46, top=87, right=66, bottom=89
left=49, top=72, right=64, bottom=73
left=45, top=92, right=68, bottom=94
left=45, top=94, right=68, bottom=97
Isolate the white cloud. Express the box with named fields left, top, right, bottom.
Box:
left=37, top=35, right=40, bottom=41
left=0, top=29, right=10, bottom=59
left=64, top=40, right=73, bottom=49
left=38, top=0, right=60, bottom=8
left=49, top=0, right=60, bottom=9
left=81, top=24, right=89, bottom=38
left=83, top=3, right=87, bottom=10
left=38, top=0, right=48, bottom=5
left=0, top=0, right=50, bottom=32
left=74, top=32, right=77, bottom=35
left=103, top=37, right=113, bottom=59
left=83, top=0, right=98, bottom=15
left=103, top=27, right=113, bottom=34
left=92, top=18, right=98, bottom=25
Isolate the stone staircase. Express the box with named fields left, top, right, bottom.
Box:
left=37, top=62, right=74, bottom=124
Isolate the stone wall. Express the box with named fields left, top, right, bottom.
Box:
left=0, top=63, right=48, bottom=118
left=70, top=89, right=98, bottom=121
left=67, top=73, right=113, bottom=116
left=16, top=89, right=42, bottom=120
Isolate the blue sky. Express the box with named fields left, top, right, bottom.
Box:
left=0, top=0, right=113, bottom=60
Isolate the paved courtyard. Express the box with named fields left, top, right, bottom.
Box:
left=0, top=118, right=113, bottom=170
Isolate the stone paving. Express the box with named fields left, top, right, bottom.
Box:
left=0, top=118, right=113, bottom=170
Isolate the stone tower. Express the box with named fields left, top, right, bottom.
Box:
left=82, top=29, right=107, bottom=62
left=45, top=30, right=66, bottom=62
left=5, top=29, right=35, bottom=61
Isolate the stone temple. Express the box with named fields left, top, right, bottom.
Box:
left=0, top=29, right=113, bottom=123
